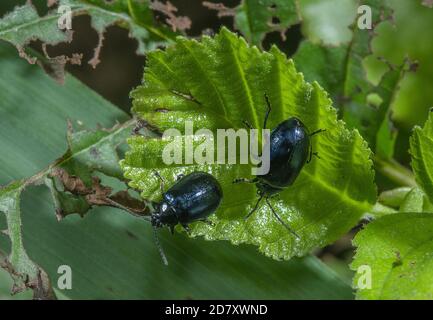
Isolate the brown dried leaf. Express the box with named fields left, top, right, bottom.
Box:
left=39, top=44, right=83, bottom=85
left=150, top=0, right=191, bottom=32
left=202, top=1, right=236, bottom=17
left=50, top=168, right=148, bottom=218
left=88, top=32, right=105, bottom=69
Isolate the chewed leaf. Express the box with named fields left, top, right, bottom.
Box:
left=204, top=0, right=299, bottom=46
left=0, top=0, right=176, bottom=80
left=0, top=181, right=55, bottom=299
left=203, top=0, right=359, bottom=47
left=0, top=2, right=72, bottom=64
left=352, top=213, right=433, bottom=299
left=121, top=28, right=376, bottom=260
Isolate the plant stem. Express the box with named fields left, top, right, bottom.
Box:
left=374, top=156, right=417, bottom=188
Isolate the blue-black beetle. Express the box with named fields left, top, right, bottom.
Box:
left=235, top=94, right=324, bottom=238
left=150, top=171, right=223, bottom=264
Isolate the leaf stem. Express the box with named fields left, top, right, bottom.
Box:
left=374, top=156, right=417, bottom=188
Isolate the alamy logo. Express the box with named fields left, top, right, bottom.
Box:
left=161, top=121, right=271, bottom=175
left=57, top=5, right=72, bottom=30
left=356, top=265, right=372, bottom=290
left=57, top=265, right=72, bottom=290
left=357, top=5, right=372, bottom=30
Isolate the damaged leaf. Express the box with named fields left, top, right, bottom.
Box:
left=0, top=119, right=136, bottom=296
left=0, top=41, right=352, bottom=299
left=47, top=168, right=148, bottom=220
left=204, top=0, right=300, bottom=46
left=59, top=119, right=133, bottom=186
left=149, top=0, right=191, bottom=32
left=0, top=0, right=177, bottom=81
left=0, top=181, right=56, bottom=299
left=294, top=0, right=410, bottom=158
left=77, top=0, right=179, bottom=60
left=203, top=0, right=360, bottom=47
left=0, top=3, right=73, bottom=64
left=352, top=213, right=433, bottom=299
left=41, top=119, right=136, bottom=219
left=0, top=42, right=141, bottom=296
left=121, top=28, right=376, bottom=260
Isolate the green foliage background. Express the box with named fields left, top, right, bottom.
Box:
left=1, top=0, right=433, bottom=300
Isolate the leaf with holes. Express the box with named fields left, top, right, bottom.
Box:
left=352, top=213, right=433, bottom=299
left=203, top=0, right=300, bottom=46
left=0, top=0, right=176, bottom=81
left=0, top=42, right=353, bottom=299
left=203, top=0, right=361, bottom=47
left=120, top=28, right=376, bottom=260
left=0, top=181, right=55, bottom=299
left=294, top=0, right=411, bottom=158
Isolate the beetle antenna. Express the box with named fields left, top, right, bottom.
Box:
left=265, top=197, right=300, bottom=239
left=263, top=93, right=272, bottom=129
left=152, top=226, right=168, bottom=266
left=153, top=170, right=165, bottom=194
left=105, top=198, right=152, bottom=221
left=310, top=128, right=326, bottom=137
left=245, top=194, right=264, bottom=220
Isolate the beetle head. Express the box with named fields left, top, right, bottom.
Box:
left=151, top=201, right=178, bottom=227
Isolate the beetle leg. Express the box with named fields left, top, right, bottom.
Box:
left=242, top=120, right=253, bottom=129
left=153, top=170, right=165, bottom=193
left=233, top=177, right=258, bottom=184
left=263, top=93, right=272, bottom=129
left=169, top=225, right=175, bottom=235
left=310, top=128, right=326, bottom=137
left=307, top=144, right=313, bottom=164
left=133, top=119, right=162, bottom=137
left=265, top=197, right=300, bottom=239
left=245, top=194, right=264, bottom=220
left=181, top=224, right=191, bottom=234
left=132, top=119, right=147, bottom=136
left=200, top=219, right=214, bottom=226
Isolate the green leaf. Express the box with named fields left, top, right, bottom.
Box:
left=410, top=111, right=433, bottom=204
left=352, top=213, right=433, bottom=299
left=371, top=186, right=433, bottom=218
left=234, top=0, right=299, bottom=46
left=378, top=187, right=412, bottom=208
left=121, top=28, right=376, bottom=260
left=399, top=187, right=426, bottom=213
left=0, top=181, right=56, bottom=299
left=0, top=42, right=353, bottom=299
left=0, top=0, right=174, bottom=72
left=59, top=120, right=133, bottom=186
left=0, top=267, right=32, bottom=300
left=76, top=0, right=177, bottom=53
left=0, top=2, right=71, bottom=61
left=204, top=0, right=358, bottom=47
left=204, top=0, right=300, bottom=47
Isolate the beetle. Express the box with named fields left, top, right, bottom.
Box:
left=149, top=171, right=223, bottom=264
left=234, top=94, right=325, bottom=238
